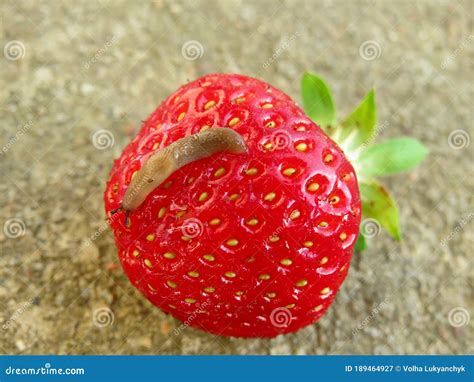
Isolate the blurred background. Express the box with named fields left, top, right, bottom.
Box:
left=0, top=0, right=472, bottom=355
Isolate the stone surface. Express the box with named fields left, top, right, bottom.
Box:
left=0, top=0, right=472, bottom=355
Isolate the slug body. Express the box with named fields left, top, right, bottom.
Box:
left=122, top=127, right=247, bottom=211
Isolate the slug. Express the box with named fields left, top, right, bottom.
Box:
left=118, top=127, right=247, bottom=213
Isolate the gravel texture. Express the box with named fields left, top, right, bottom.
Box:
left=0, top=0, right=472, bottom=355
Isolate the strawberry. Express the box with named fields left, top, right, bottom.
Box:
left=105, top=73, right=390, bottom=338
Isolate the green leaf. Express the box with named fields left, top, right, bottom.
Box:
left=356, top=137, right=428, bottom=178
left=360, top=181, right=401, bottom=240
left=337, top=90, right=377, bottom=151
left=301, top=73, right=337, bottom=129
left=354, top=234, right=366, bottom=252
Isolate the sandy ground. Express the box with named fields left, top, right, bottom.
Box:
left=0, top=0, right=472, bottom=355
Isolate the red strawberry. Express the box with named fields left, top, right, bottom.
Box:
left=104, top=73, right=361, bottom=338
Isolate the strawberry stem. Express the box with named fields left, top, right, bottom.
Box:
left=301, top=72, right=428, bottom=249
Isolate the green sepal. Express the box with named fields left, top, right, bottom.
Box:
left=298, top=72, right=429, bottom=250
left=354, top=234, right=366, bottom=252
left=359, top=181, right=401, bottom=240
left=301, top=72, right=337, bottom=129
left=356, top=137, right=428, bottom=178
left=338, top=90, right=376, bottom=151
